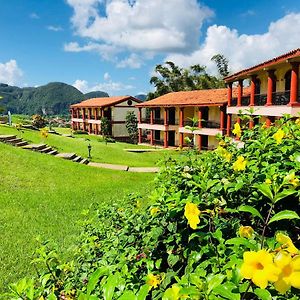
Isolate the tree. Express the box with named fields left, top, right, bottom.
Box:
left=125, top=111, right=138, bottom=144
left=32, top=114, right=47, bottom=128
left=148, top=59, right=227, bottom=100
left=211, top=54, right=230, bottom=78
left=100, top=117, right=111, bottom=143
left=0, top=96, right=4, bottom=114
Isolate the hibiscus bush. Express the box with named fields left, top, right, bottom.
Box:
left=3, top=116, right=300, bottom=299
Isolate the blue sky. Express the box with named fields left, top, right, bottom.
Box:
left=0, top=0, right=299, bottom=96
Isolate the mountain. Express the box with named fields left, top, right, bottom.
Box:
left=134, top=94, right=147, bottom=101
left=0, top=82, right=109, bottom=115
left=84, top=91, right=109, bottom=99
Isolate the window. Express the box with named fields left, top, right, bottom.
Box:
left=127, top=99, right=133, bottom=106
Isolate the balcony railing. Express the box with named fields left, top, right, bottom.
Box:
left=272, top=91, right=290, bottom=105
left=183, top=120, right=195, bottom=126
left=254, top=94, right=267, bottom=106
left=153, top=118, right=164, bottom=125
left=141, top=118, right=150, bottom=123
left=231, top=98, right=237, bottom=106
left=202, top=121, right=220, bottom=129
left=241, top=95, right=250, bottom=106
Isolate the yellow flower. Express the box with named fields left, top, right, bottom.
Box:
left=40, top=128, right=48, bottom=138
left=273, top=129, right=285, bottom=144
left=219, top=140, right=226, bottom=147
left=184, top=202, right=200, bottom=230
left=240, top=250, right=280, bottom=289
left=274, top=252, right=300, bottom=294
left=233, top=156, right=247, bottom=171
left=295, top=118, right=300, bottom=125
left=146, top=274, right=161, bottom=289
left=232, top=123, right=242, bottom=138
left=265, top=178, right=272, bottom=184
left=216, top=146, right=232, bottom=162
left=239, top=226, right=254, bottom=238
left=284, top=173, right=300, bottom=187
left=136, top=200, right=142, bottom=209
left=150, top=207, right=160, bottom=216
left=276, top=233, right=299, bottom=255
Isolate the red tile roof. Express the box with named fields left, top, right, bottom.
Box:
left=71, top=96, right=141, bottom=108
left=136, top=88, right=250, bottom=108
left=225, top=48, right=300, bottom=82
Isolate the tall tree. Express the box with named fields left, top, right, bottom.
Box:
left=147, top=59, right=227, bottom=100
left=211, top=54, right=230, bottom=78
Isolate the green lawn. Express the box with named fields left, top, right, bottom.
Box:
left=0, top=124, right=178, bottom=167
left=0, top=142, right=155, bottom=291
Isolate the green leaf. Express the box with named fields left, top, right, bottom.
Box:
left=207, top=274, right=225, bottom=294
left=87, top=267, right=110, bottom=296
left=239, top=205, right=263, bottom=221
left=213, top=284, right=240, bottom=300
left=254, top=184, right=273, bottom=201
left=268, top=210, right=300, bottom=224
left=167, top=254, right=180, bottom=268
left=225, top=238, right=256, bottom=250
left=137, top=284, right=150, bottom=300
left=118, top=291, right=137, bottom=300
left=254, top=288, right=272, bottom=300
left=103, top=273, right=120, bottom=300
left=274, top=189, right=297, bottom=203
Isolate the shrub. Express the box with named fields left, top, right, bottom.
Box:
left=125, top=111, right=138, bottom=144
left=4, top=116, right=300, bottom=299
left=32, top=114, right=47, bottom=128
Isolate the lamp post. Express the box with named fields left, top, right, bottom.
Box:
left=88, top=143, right=92, bottom=159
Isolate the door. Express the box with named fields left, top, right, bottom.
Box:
left=169, top=108, right=176, bottom=125
left=168, top=131, right=175, bottom=146
left=202, top=135, right=208, bottom=149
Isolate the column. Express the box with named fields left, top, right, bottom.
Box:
left=289, top=62, right=299, bottom=106
left=179, top=107, right=184, bottom=148
left=227, top=82, right=233, bottom=106
left=164, top=131, right=168, bottom=148
left=164, top=108, right=168, bottom=126
left=266, top=70, right=275, bottom=106
left=198, top=108, right=203, bottom=151
left=266, top=117, right=272, bottom=127
left=150, top=109, right=154, bottom=145
left=237, top=79, right=243, bottom=106
left=138, top=108, right=142, bottom=123
left=220, top=106, right=226, bottom=131
left=226, top=114, right=232, bottom=136
left=88, top=108, right=91, bottom=134
left=82, top=108, right=86, bottom=131
left=250, top=75, right=256, bottom=106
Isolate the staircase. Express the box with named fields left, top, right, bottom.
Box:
left=0, top=135, right=89, bottom=165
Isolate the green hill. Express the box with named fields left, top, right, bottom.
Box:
left=0, top=82, right=109, bottom=115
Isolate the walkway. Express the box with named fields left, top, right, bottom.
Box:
left=0, top=134, right=159, bottom=173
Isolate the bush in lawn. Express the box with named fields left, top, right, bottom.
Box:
left=125, top=111, right=138, bottom=144
left=4, top=116, right=300, bottom=300
left=32, top=114, right=47, bottom=128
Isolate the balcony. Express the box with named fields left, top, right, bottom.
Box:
left=254, top=94, right=267, bottom=106
left=241, top=95, right=250, bottom=106
left=231, top=98, right=237, bottom=106
left=202, top=120, right=220, bottom=129
left=153, top=118, right=164, bottom=125
left=141, top=118, right=150, bottom=123
left=272, top=91, right=290, bottom=105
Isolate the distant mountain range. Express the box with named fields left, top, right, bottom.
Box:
left=0, top=82, right=109, bottom=115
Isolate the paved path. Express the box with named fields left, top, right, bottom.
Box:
left=88, top=162, right=159, bottom=173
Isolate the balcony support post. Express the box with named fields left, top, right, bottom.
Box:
left=266, top=116, right=272, bottom=127
left=150, top=109, right=154, bottom=125
left=250, top=75, right=257, bottom=106
left=164, top=131, right=168, bottom=148
left=237, top=79, right=243, bottom=106
left=164, top=108, right=168, bottom=126
left=138, top=128, right=142, bottom=144
left=226, top=114, right=232, bottom=136
left=220, top=105, right=226, bottom=132
left=198, top=135, right=202, bottom=151
left=227, top=82, right=233, bottom=106
left=138, top=108, right=142, bottom=123
left=179, top=107, right=184, bottom=148
left=289, top=62, right=299, bottom=106
left=82, top=108, right=86, bottom=131
left=266, top=70, right=275, bottom=106
left=198, top=107, right=203, bottom=128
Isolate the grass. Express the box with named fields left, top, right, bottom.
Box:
left=0, top=142, right=155, bottom=291
left=0, top=124, right=178, bottom=167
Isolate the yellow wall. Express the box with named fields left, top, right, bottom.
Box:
left=208, top=106, right=221, bottom=123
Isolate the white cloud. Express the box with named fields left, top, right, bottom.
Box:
left=166, top=13, right=300, bottom=75
left=47, top=25, right=63, bottom=32
left=117, top=53, right=143, bottom=69
left=65, top=0, right=213, bottom=63
left=64, top=41, right=120, bottom=61
left=103, top=72, right=111, bottom=81
left=29, top=12, right=40, bottom=19
left=0, top=60, right=23, bottom=85
left=72, top=78, right=134, bottom=95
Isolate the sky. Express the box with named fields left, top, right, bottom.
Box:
left=0, top=0, right=300, bottom=96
